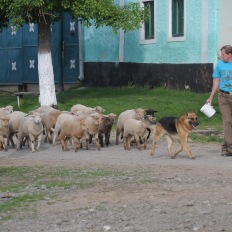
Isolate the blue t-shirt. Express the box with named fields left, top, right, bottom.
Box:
left=213, top=60, right=232, bottom=92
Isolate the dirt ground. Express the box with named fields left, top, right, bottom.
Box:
left=1, top=132, right=232, bottom=232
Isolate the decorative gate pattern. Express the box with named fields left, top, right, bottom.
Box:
left=0, top=14, right=79, bottom=86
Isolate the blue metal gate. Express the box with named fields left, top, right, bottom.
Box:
left=0, top=14, right=79, bottom=86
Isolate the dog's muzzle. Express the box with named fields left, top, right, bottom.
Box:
left=189, top=121, right=199, bottom=130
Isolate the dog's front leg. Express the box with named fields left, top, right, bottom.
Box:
left=166, top=135, right=174, bottom=158
left=173, top=144, right=183, bottom=158
left=179, top=136, right=195, bottom=159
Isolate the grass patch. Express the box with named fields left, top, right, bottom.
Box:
left=190, top=133, right=224, bottom=144
left=0, top=166, right=126, bottom=217
left=0, top=86, right=222, bottom=131
left=0, top=194, right=44, bottom=214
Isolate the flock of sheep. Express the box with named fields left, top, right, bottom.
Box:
left=0, top=104, right=156, bottom=153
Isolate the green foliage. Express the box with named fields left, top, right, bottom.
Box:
left=0, top=0, right=147, bottom=32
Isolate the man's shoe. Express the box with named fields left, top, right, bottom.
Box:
left=224, top=153, right=232, bottom=157
left=221, top=151, right=227, bottom=156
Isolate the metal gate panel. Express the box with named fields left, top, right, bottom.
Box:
left=5, top=49, right=22, bottom=84
left=63, top=14, right=79, bottom=83
left=22, top=46, right=38, bottom=83
left=0, top=28, right=7, bottom=48
left=0, top=13, right=79, bottom=86
left=6, top=26, right=22, bottom=48
left=22, top=21, right=39, bottom=83
left=0, top=50, right=6, bottom=84
left=51, top=21, right=62, bottom=83
left=23, top=23, right=38, bottom=45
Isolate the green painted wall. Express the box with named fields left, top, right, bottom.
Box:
left=84, top=0, right=218, bottom=64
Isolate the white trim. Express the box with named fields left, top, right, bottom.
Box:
left=119, top=0, right=125, bottom=61
left=201, top=0, right=208, bottom=63
left=140, top=0, right=156, bottom=45
left=167, top=0, right=186, bottom=42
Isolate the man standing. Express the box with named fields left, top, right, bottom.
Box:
left=207, top=45, right=232, bottom=156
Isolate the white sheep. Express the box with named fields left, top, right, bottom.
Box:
left=17, top=112, right=43, bottom=152
left=123, top=115, right=156, bottom=151
left=0, top=116, right=10, bottom=151
left=7, top=111, right=27, bottom=147
left=0, top=105, right=13, bottom=117
left=116, top=108, right=145, bottom=145
left=70, top=104, right=105, bottom=114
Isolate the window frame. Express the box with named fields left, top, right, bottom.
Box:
left=167, top=0, right=186, bottom=42
left=140, top=0, right=156, bottom=45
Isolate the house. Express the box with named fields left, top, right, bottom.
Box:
left=83, top=0, right=232, bottom=92
left=1, top=0, right=232, bottom=93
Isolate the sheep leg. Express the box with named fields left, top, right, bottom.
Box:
left=7, top=133, right=14, bottom=147
left=134, top=134, right=141, bottom=151
left=52, top=129, right=59, bottom=146
left=116, top=128, right=121, bottom=145
left=123, top=136, right=127, bottom=150
left=64, top=137, right=70, bottom=151
left=72, top=137, right=79, bottom=152
left=89, top=134, right=93, bottom=144
left=98, top=133, right=104, bottom=147
left=0, top=141, right=3, bottom=151
left=126, top=135, right=133, bottom=151
left=143, top=134, right=147, bottom=150
left=84, top=132, right=89, bottom=150
left=16, top=134, right=23, bottom=150
left=0, top=136, right=7, bottom=151
left=105, top=133, right=110, bottom=147
left=60, top=138, right=65, bottom=151
left=28, top=135, right=35, bottom=152
left=36, top=133, right=43, bottom=151
left=94, top=134, right=101, bottom=151
left=47, top=128, right=53, bottom=144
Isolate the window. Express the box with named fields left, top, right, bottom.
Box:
left=172, top=0, right=184, bottom=37
left=168, top=0, right=185, bottom=42
left=140, top=0, right=155, bottom=44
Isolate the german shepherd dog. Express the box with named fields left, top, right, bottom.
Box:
left=150, top=111, right=199, bottom=159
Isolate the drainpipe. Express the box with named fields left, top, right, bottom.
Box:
left=77, top=17, right=84, bottom=81
left=119, top=0, right=125, bottom=62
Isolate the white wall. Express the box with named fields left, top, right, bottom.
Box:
left=218, top=0, right=232, bottom=50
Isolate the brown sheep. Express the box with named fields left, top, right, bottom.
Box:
left=98, top=113, right=116, bottom=147
left=81, top=113, right=105, bottom=151
left=43, top=110, right=65, bottom=144
left=57, top=115, right=85, bottom=152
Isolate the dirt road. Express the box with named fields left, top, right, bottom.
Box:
left=1, top=134, right=232, bottom=232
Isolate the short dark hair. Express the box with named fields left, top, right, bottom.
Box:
left=221, top=45, right=232, bottom=54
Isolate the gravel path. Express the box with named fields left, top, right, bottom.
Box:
left=1, top=133, right=232, bottom=232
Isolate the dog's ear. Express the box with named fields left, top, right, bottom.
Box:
left=192, top=109, right=196, bottom=113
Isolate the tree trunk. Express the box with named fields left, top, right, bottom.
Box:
left=38, top=17, right=57, bottom=107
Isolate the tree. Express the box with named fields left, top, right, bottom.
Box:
left=0, top=0, right=147, bottom=106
